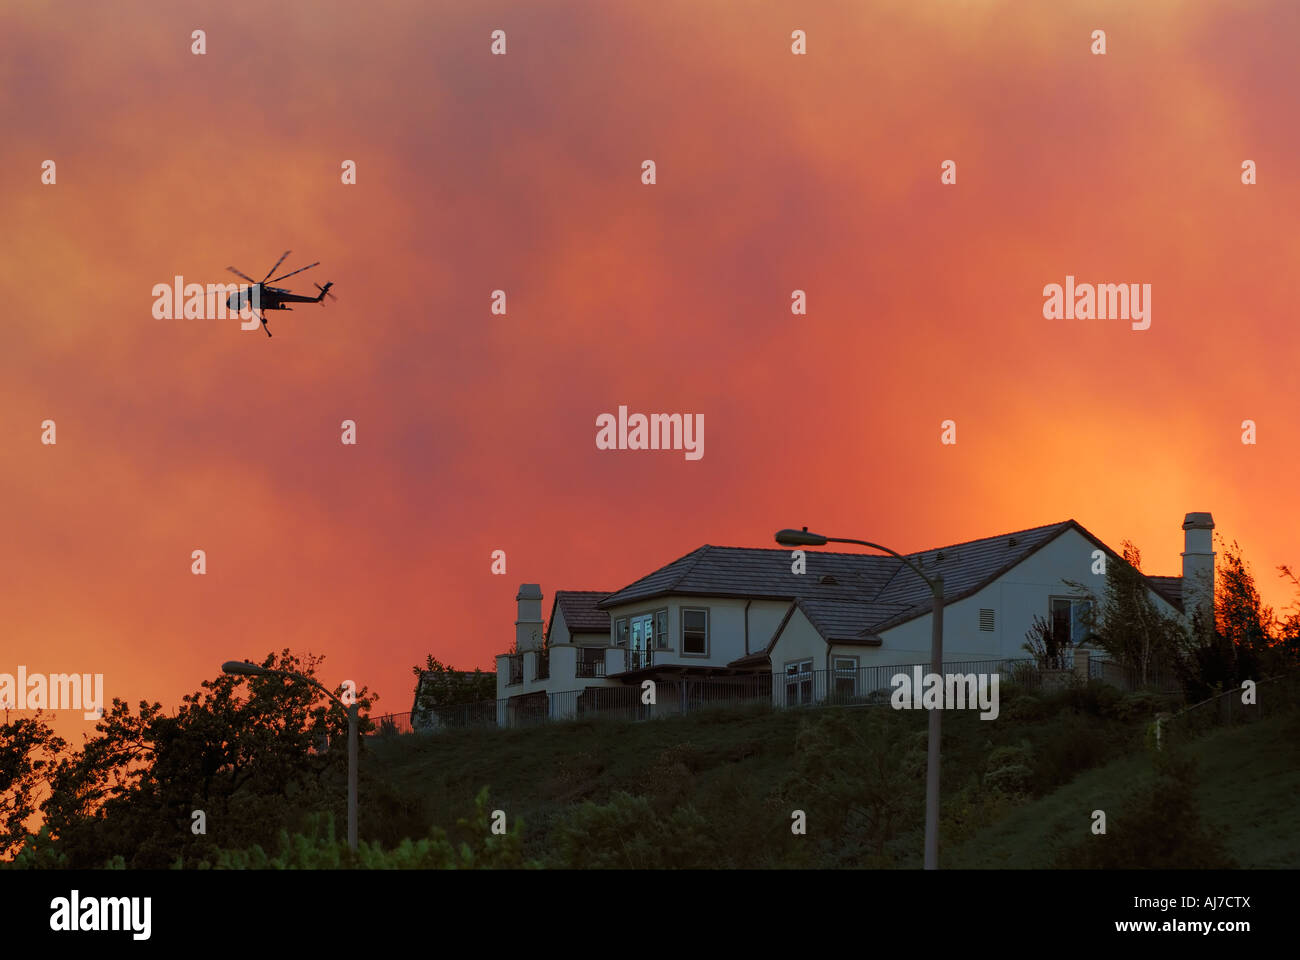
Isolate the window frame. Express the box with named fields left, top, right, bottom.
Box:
left=614, top=617, right=628, bottom=646
left=784, top=657, right=814, bottom=706
left=831, top=655, right=859, bottom=700
left=681, top=607, right=710, bottom=657
left=1049, top=595, right=1093, bottom=645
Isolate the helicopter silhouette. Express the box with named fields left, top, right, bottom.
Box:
left=226, top=250, right=335, bottom=337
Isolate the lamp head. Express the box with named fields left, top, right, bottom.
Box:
left=774, top=527, right=829, bottom=547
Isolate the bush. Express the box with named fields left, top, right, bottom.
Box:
left=175, top=787, right=533, bottom=869
left=1052, top=751, right=1236, bottom=869
left=547, top=792, right=718, bottom=868
left=1003, top=695, right=1047, bottom=722
left=1058, top=679, right=1121, bottom=717
left=984, top=741, right=1035, bottom=797
left=1029, top=715, right=1109, bottom=794
left=1106, top=691, right=1180, bottom=722
left=984, top=763, right=1034, bottom=797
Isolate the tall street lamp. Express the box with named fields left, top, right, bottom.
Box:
left=775, top=526, right=945, bottom=870
left=221, top=660, right=359, bottom=852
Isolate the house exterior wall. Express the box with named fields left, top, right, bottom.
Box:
left=602, top=595, right=792, bottom=669
left=548, top=609, right=573, bottom=647
left=769, top=608, right=828, bottom=673
left=824, top=528, right=1184, bottom=673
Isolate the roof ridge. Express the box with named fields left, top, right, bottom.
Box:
left=661, top=544, right=901, bottom=561
left=903, top=519, right=1073, bottom=558
left=597, top=544, right=711, bottom=606
left=666, top=544, right=712, bottom=592
left=868, top=557, right=910, bottom=601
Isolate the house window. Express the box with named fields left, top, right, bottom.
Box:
left=979, top=608, right=995, bottom=632
left=615, top=618, right=628, bottom=646
left=785, top=659, right=813, bottom=706
left=832, top=656, right=858, bottom=700
left=1050, top=597, right=1093, bottom=645
left=682, top=608, right=709, bottom=656
left=629, top=610, right=669, bottom=651
left=630, top=615, right=649, bottom=651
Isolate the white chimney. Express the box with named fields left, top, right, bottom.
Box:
left=515, top=584, right=544, bottom=652
left=1180, top=513, right=1215, bottom=629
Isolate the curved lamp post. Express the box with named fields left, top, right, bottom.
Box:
left=221, top=660, right=359, bottom=852
left=775, top=526, right=945, bottom=870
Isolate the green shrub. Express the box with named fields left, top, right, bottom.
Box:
left=982, top=740, right=1035, bottom=797
left=175, top=787, right=533, bottom=869
left=1107, top=691, right=1180, bottom=722
left=547, top=792, right=718, bottom=868
left=1052, top=751, right=1236, bottom=869
left=1029, top=715, right=1108, bottom=794
left=1003, top=695, right=1047, bottom=722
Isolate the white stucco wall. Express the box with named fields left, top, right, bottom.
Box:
left=602, top=595, right=791, bottom=669
left=852, top=527, right=1183, bottom=668
left=548, top=609, right=573, bottom=647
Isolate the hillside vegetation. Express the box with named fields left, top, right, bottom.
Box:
left=350, top=680, right=1265, bottom=869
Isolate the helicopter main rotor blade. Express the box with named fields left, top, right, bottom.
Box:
left=227, top=266, right=258, bottom=284
left=261, top=250, right=292, bottom=282
left=268, top=261, right=319, bottom=284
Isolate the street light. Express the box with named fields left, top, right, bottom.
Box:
left=220, top=660, right=359, bottom=853
left=775, top=527, right=945, bottom=870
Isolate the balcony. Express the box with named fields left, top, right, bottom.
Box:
left=576, top=649, right=607, bottom=678
left=625, top=647, right=654, bottom=671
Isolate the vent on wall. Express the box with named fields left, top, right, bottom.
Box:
left=819, top=575, right=838, bottom=584
left=979, top=608, right=995, bottom=632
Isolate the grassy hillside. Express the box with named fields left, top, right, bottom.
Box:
left=946, top=709, right=1300, bottom=869
left=359, top=681, right=1209, bottom=868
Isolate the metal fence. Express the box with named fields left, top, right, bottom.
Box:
left=1087, top=655, right=1182, bottom=693
left=1158, top=671, right=1299, bottom=750
left=370, top=654, right=1187, bottom=736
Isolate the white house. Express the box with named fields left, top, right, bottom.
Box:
left=494, top=513, right=1213, bottom=720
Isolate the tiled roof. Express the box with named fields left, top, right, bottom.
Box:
left=606, top=519, right=1186, bottom=648
left=601, top=521, right=1071, bottom=609
left=597, top=544, right=906, bottom=608
left=549, top=590, right=612, bottom=636
left=598, top=520, right=1190, bottom=655
left=1146, top=576, right=1184, bottom=610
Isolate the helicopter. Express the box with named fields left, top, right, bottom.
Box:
left=226, top=251, right=336, bottom=337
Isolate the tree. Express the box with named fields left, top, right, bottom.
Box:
left=1094, top=541, right=1186, bottom=687
left=1215, top=538, right=1274, bottom=655
left=410, top=655, right=496, bottom=729
left=36, top=649, right=374, bottom=868
left=1276, top=565, right=1300, bottom=664
left=0, top=713, right=65, bottom=859
left=1185, top=539, right=1284, bottom=700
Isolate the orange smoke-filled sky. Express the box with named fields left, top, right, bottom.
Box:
left=2, top=0, right=1297, bottom=736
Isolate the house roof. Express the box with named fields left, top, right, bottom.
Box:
left=604, top=519, right=1187, bottom=651
left=546, top=590, right=613, bottom=638
left=1146, top=576, right=1183, bottom=609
